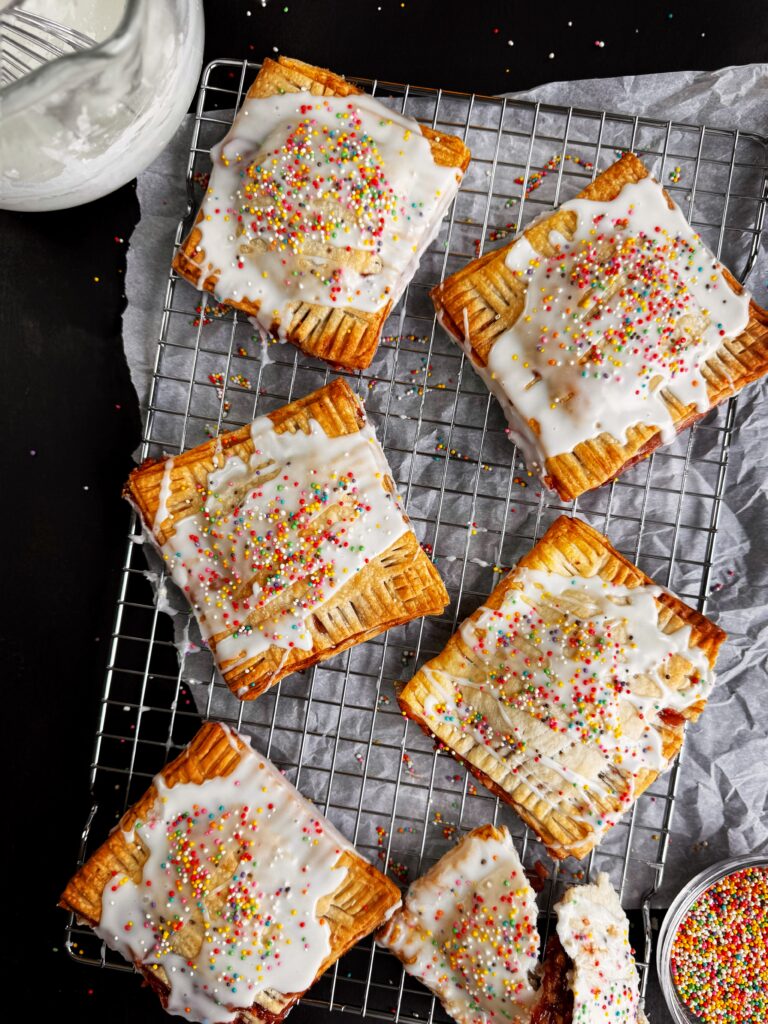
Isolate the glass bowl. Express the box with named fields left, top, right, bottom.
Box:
left=656, top=854, right=768, bottom=1023
left=0, top=0, right=204, bottom=211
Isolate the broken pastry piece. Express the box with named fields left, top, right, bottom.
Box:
left=532, top=873, right=649, bottom=1024
left=377, top=824, right=540, bottom=1024
left=398, top=515, right=725, bottom=860
left=124, top=379, right=449, bottom=700
left=60, top=722, right=401, bottom=1024
left=431, top=151, right=768, bottom=500
left=174, top=55, right=470, bottom=370
left=378, top=828, right=647, bottom=1024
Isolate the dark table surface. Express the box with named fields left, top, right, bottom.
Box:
left=4, top=1, right=766, bottom=1020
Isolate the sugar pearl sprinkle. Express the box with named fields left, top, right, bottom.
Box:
left=555, top=872, right=640, bottom=1023
left=523, top=217, right=710, bottom=386
left=508, top=153, right=595, bottom=208
left=238, top=103, right=397, bottom=281
left=434, top=874, right=536, bottom=1010
left=670, top=866, right=768, bottom=1024
left=192, top=472, right=357, bottom=620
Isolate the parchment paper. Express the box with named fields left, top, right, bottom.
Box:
left=121, top=64, right=768, bottom=924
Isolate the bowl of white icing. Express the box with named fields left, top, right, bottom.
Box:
left=0, top=0, right=204, bottom=211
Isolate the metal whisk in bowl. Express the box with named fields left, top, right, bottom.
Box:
left=0, top=9, right=95, bottom=86
left=0, top=0, right=204, bottom=211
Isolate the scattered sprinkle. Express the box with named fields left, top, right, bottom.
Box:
left=507, top=153, right=595, bottom=205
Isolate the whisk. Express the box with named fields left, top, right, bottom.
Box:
left=0, top=8, right=95, bottom=86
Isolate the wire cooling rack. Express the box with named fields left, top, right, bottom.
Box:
left=66, top=59, right=767, bottom=1020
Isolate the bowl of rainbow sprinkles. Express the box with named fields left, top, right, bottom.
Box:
left=656, top=855, right=767, bottom=1024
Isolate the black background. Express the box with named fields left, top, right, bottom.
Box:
left=3, top=1, right=766, bottom=1020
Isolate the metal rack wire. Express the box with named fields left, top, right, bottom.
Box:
left=65, top=59, right=767, bottom=1021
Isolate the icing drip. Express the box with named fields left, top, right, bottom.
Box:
left=554, top=873, right=640, bottom=1023
left=420, top=568, right=714, bottom=854
left=378, top=828, right=539, bottom=1024
left=194, top=92, right=461, bottom=332
left=153, top=457, right=175, bottom=538
left=466, top=177, right=750, bottom=472
left=152, top=415, right=408, bottom=684
left=96, top=726, right=353, bottom=1023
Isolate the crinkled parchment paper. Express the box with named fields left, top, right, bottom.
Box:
left=121, top=63, right=768, bottom=942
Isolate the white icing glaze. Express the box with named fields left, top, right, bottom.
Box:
left=96, top=725, right=354, bottom=1023
left=151, top=412, right=408, bottom=689
left=455, top=318, right=545, bottom=472
left=441, top=556, right=496, bottom=569
left=464, top=177, right=750, bottom=474
left=554, top=873, right=640, bottom=1023
left=378, top=827, right=539, bottom=1024
left=420, top=567, right=714, bottom=854
left=153, top=458, right=175, bottom=538
left=212, top=435, right=224, bottom=469
left=192, top=91, right=462, bottom=333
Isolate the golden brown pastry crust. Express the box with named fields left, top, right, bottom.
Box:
left=60, top=722, right=401, bottom=1024
left=124, top=379, right=448, bottom=700
left=398, top=516, right=726, bottom=861
left=173, top=56, right=470, bottom=371
left=431, top=152, right=768, bottom=500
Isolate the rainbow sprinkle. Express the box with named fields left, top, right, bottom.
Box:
left=172, top=467, right=368, bottom=642
left=126, top=800, right=331, bottom=970
left=192, top=301, right=229, bottom=327
left=382, top=333, right=430, bottom=346
left=520, top=220, right=715, bottom=389
left=507, top=152, right=595, bottom=206
left=240, top=105, right=397, bottom=258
